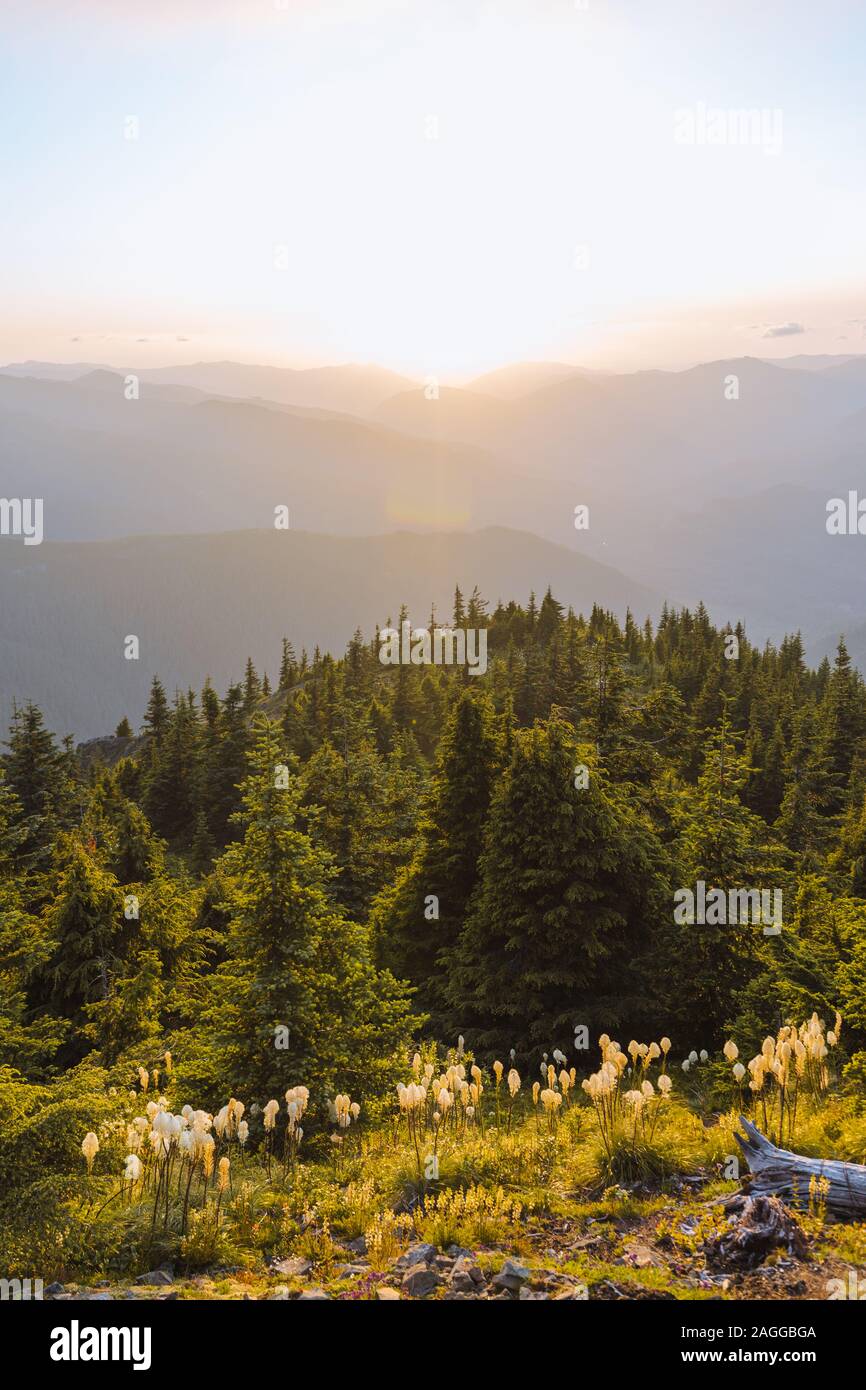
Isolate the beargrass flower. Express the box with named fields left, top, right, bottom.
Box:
left=81, top=1132, right=99, bottom=1171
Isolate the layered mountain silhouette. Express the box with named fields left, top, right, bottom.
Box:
left=0, top=526, right=657, bottom=739
left=3, top=352, right=866, bottom=735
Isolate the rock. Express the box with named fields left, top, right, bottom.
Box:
left=450, top=1272, right=476, bottom=1293
left=622, top=1242, right=665, bottom=1269
left=268, top=1286, right=291, bottom=1300
left=401, top=1267, right=441, bottom=1298
left=334, top=1264, right=368, bottom=1278
left=136, top=1267, right=174, bottom=1286
left=87, top=1292, right=113, bottom=1301
left=491, top=1259, right=530, bottom=1292
left=45, top=1283, right=65, bottom=1297
left=401, top=1242, right=436, bottom=1268
left=446, top=1245, right=474, bottom=1261
left=376, top=1286, right=401, bottom=1300
left=345, top=1236, right=367, bottom=1255
left=297, top=1288, right=331, bottom=1301
left=555, top=1284, right=589, bottom=1300
left=272, top=1257, right=312, bottom=1278
left=595, top=1279, right=676, bottom=1301
left=450, top=1256, right=484, bottom=1293
left=519, top=1287, right=550, bottom=1300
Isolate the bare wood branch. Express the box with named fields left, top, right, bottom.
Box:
left=735, top=1115, right=866, bottom=1221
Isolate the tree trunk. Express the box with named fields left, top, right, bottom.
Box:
left=735, top=1115, right=866, bottom=1220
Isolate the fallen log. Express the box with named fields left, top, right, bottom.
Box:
left=735, top=1115, right=866, bottom=1221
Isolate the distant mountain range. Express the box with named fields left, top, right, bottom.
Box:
left=3, top=352, right=866, bottom=735
left=0, top=526, right=657, bottom=740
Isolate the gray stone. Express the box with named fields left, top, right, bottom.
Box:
left=450, top=1256, right=485, bottom=1293
left=297, top=1288, right=331, bottom=1300
left=402, top=1242, right=436, bottom=1268
left=401, top=1266, right=441, bottom=1298
left=450, top=1273, right=475, bottom=1293
left=45, top=1283, right=65, bottom=1297
left=136, top=1267, right=174, bottom=1286
left=272, top=1257, right=312, bottom=1278
left=492, top=1259, right=531, bottom=1292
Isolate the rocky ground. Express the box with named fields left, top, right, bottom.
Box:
left=40, top=1194, right=863, bottom=1301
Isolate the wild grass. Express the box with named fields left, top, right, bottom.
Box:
left=0, top=1012, right=855, bottom=1286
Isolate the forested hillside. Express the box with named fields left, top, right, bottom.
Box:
left=3, top=586, right=866, bottom=1298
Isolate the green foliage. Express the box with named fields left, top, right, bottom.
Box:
left=174, top=721, right=416, bottom=1110
left=4, top=584, right=866, bottom=1291
left=449, top=716, right=672, bottom=1050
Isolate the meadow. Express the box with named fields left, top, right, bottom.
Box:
left=5, top=1013, right=865, bottom=1302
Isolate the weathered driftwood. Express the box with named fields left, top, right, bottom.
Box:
left=735, top=1115, right=866, bottom=1220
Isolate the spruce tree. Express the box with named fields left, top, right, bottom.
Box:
left=450, top=715, right=669, bottom=1053
left=376, top=690, right=499, bottom=1031
left=142, top=677, right=170, bottom=743
left=675, top=710, right=785, bottom=1037
left=820, top=639, right=865, bottom=814
left=4, top=702, right=65, bottom=863
left=36, top=837, right=121, bottom=1026
left=189, top=722, right=413, bottom=1105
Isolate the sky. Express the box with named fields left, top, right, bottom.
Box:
left=1, top=0, right=865, bottom=378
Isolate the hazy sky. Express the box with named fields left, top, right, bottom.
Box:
left=2, top=0, right=865, bottom=377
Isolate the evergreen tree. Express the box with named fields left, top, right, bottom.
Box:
left=142, top=677, right=170, bottom=743
left=184, top=723, right=414, bottom=1105
left=376, top=691, right=500, bottom=1030
left=450, top=716, right=670, bottom=1052
left=190, top=809, right=217, bottom=876
left=143, top=694, right=199, bottom=841
left=243, top=657, right=261, bottom=712
left=4, top=702, right=66, bottom=863
left=278, top=638, right=297, bottom=693
left=35, top=837, right=121, bottom=1028
left=820, top=639, right=865, bottom=815
left=828, top=787, right=866, bottom=897
left=674, top=710, right=784, bottom=1036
